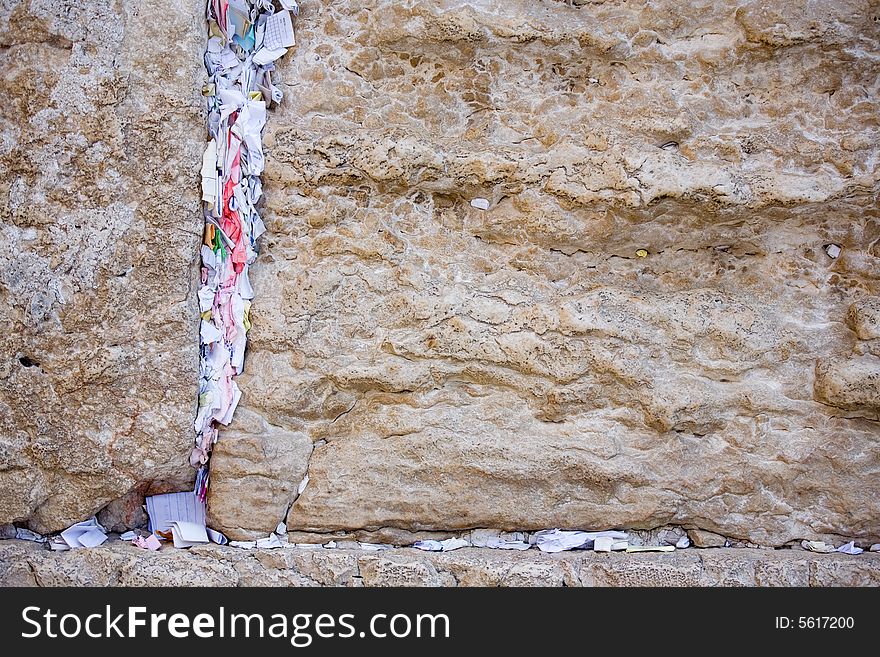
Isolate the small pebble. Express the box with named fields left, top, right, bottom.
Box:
left=470, top=198, right=490, bottom=210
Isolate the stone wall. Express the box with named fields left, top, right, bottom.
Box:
left=0, top=0, right=878, bottom=551
left=3, top=540, right=879, bottom=587
left=0, top=0, right=205, bottom=533
left=208, top=0, right=880, bottom=545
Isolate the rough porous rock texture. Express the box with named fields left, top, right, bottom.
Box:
left=0, top=0, right=205, bottom=532
left=206, top=409, right=313, bottom=539
left=204, top=0, right=880, bottom=545
left=1, top=540, right=879, bottom=587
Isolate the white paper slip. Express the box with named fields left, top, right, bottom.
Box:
left=263, top=11, right=295, bottom=50
left=412, top=540, right=442, bottom=551
left=200, top=320, right=223, bottom=344
left=534, top=529, right=627, bottom=553
left=412, top=538, right=470, bottom=552
left=492, top=541, right=531, bottom=550
left=170, top=521, right=209, bottom=548
left=802, top=540, right=835, bottom=553
left=593, top=536, right=614, bottom=552
left=438, top=537, right=469, bottom=552
left=219, top=49, right=242, bottom=72
left=534, top=529, right=590, bottom=553
left=146, top=492, right=206, bottom=534
left=78, top=528, right=109, bottom=548
left=475, top=531, right=532, bottom=550
left=358, top=543, right=391, bottom=551
left=59, top=520, right=93, bottom=548
left=201, top=139, right=218, bottom=205
left=15, top=528, right=45, bottom=542
left=256, top=534, right=284, bottom=549
left=60, top=518, right=107, bottom=549
left=836, top=541, right=863, bottom=555
left=253, top=47, right=287, bottom=66
left=207, top=528, right=228, bottom=545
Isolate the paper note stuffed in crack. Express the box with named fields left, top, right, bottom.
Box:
left=534, top=529, right=628, bottom=553
left=146, top=492, right=206, bottom=534
left=57, top=518, right=108, bottom=549
left=201, top=139, right=219, bottom=208
left=412, top=537, right=470, bottom=552
left=194, top=0, right=297, bottom=502
left=170, top=521, right=210, bottom=548
left=263, top=11, right=295, bottom=50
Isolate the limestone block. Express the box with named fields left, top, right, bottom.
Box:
left=0, top=0, right=205, bottom=532
left=846, top=297, right=880, bottom=341
left=206, top=410, right=313, bottom=540
left=198, top=0, right=880, bottom=545
left=814, top=355, right=880, bottom=413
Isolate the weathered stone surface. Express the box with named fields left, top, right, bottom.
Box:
left=814, top=355, right=880, bottom=413
left=0, top=0, right=205, bottom=532
left=2, top=540, right=879, bottom=587
left=688, top=529, right=727, bottom=548
left=846, top=297, right=880, bottom=341
left=2, top=0, right=878, bottom=555
left=206, top=409, right=313, bottom=540
left=96, top=485, right=150, bottom=533
left=699, top=548, right=812, bottom=587
left=197, top=0, right=880, bottom=546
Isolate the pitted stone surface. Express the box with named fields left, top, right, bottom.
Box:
left=1, top=0, right=878, bottom=548
left=1, top=540, right=879, bottom=587
left=0, top=0, right=205, bottom=532
left=202, top=0, right=880, bottom=545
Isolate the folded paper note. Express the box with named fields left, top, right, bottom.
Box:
left=207, top=528, right=228, bottom=545
left=263, top=11, right=295, bottom=50
left=802, top=540, right=835, bottom=553
left=836, top=541, right=863, bottom=555
left=170, top=521, right=210, bottom=549
left=133, top=534, right=162, bottom=551
left=59, top=518, right=107, bottom=549
left=534, top=529, right=628, bottom=553
left=412, top=538, right=470, bottom=552
left=146, top=492, right=206, bottom=534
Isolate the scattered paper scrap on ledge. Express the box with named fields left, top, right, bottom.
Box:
left=51, top=518, right=107, bottom=551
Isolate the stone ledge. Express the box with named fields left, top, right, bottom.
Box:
left=1, top=540, right=878, bottom=587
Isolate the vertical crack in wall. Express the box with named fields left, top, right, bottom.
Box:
left=192, top=0, right=298, bottom=501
